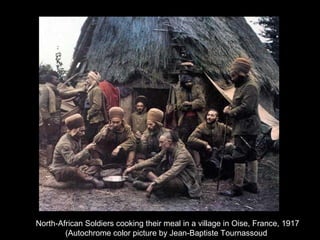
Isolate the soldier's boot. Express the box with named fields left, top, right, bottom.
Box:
left=219, top=163, right=245, bottom=197
left=45, top=144, right=54, bottom=166
left=192, top=150, right=201, bottom=167
left=90, top=177, right=105, bottom=189
left=197, top=166, right=204, bottom=184
left=243, top=160, right=259, bottom=193
left=77, top=169, right=104, bottom=189
left=132, top=180, right=150, bottom=190
left=192, top=151, right=204, bottom=183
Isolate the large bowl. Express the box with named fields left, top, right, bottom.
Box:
left=102, top=175, right=126, bottom=189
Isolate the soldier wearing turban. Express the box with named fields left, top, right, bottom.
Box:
left=49, top=114, right=104, bottom=189
left=221, top=57, right=261, bottom=197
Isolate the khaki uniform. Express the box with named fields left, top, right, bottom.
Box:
left=137, top=125, right=170, bottom=159
left=175, top=78, right=206, bottom=143
left=229, top=78, right=261, bottom=163
left=129, top=110, right=147, bottom=134
left=93, top=122, right=136, bottom=166
left=229, top=78, right=261, bottom=136
left=175, top=78, right=206, bottom=127
left=49, top=133, right=93, bottom=182
left=85, top=84, right=105, bottom=142
left=39, top=82, right=61, bottom=145
left=134, top=143, right=202, bottom=198
left=188, top=121, right=233, bottom=179
left=86, top=84, right=105, bottom=124
left=188, top=121, right=232, bottom=150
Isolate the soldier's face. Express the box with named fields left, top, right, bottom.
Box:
left=147, top=120, right=156, bottom=130
left=136, top=102, right=145, bottom=113
left=110, top=118, right=122, bottom=130
left=51, top=76, right=60, bottom=86
left=206, top=110, right=218, bottom=124
left=74, top=126, right=86, bottom=138
left=159, top=136, right=172, bottom=150
left=230, top=71, right=240, bottom=82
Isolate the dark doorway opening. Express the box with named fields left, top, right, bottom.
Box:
left=133, top=88, right=169, bottom=114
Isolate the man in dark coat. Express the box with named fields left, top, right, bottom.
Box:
left=175, top=62, right=206, bottom=143
left=220, top=57, right=261, bottom=197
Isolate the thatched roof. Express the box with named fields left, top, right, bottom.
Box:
left=68, top=16, right=279, bottom=115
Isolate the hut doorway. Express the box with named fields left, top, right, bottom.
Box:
left=133, top=88, right=169, bottom=114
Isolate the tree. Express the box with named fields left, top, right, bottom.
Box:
left=55, top=46, right=67, bottom=80
left=258, top=17, right=279, bottom=65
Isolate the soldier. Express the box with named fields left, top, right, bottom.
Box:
left=129, top=95, right=148, bottom=140
left=187, top=109, right=234, bottom=179
left=92, top=107, right=136, bottom=169
left=48, top=114, right=104, bottom=188
left=39, top=71, right=86, bottom=166
left=220, top=57, right=261, bottom=197
left=136, top=108, right=169, bottom=161
left=175, top=62, right=206, bottom=143
left=123, top=130, right=201, bottom=199
left=84, top=71, right=105, bottom=143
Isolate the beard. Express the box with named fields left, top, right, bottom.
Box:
left=206, top=119, right=216, bottom=125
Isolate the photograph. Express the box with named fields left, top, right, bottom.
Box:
left=39, top=16, right=280, bottom=213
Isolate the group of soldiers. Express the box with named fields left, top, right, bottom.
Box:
left=39, top=57, right=261, bottom=199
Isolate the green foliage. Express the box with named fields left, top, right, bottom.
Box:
left=55, top=46, right=67, bottom=80
left=258, top=17, right=279, bottom=65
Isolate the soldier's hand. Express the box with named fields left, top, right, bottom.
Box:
left=85, top=143, right=96, bottom=151
left=206, top=144, right=212, bottom=152
left=123, top=166, right=135, bottom=176
left=182, top=101, right=192, bottom=106
left=112, top=146, right=121, bottom=156
left=135, top=131, right=142, bottom=139
left=223, top=106, right=231, bottom=114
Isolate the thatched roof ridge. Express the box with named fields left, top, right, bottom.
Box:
left=70, top=17, right=278, bottom=85
left=68, top=17, right=279, bottom=114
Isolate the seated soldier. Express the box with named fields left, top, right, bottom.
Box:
left=48, top=114, right=104, bottom=188
left=187, top=109, right=234, bottom=180
left=136, top=108, right=169, bottom=161
left=123, top=130, right=202, bottom=199
left=92, top=107, right=136, bottom=170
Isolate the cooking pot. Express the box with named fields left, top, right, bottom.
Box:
left=102, top=175, right=126, bottom=189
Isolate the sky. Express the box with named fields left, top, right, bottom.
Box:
left=39, top=17, right=265, bottom=71
left=39, top=17, right=87, bottom=70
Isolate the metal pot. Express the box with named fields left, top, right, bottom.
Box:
left=102, top=175, right=126, bottom=189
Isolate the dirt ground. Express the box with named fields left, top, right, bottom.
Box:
left=38, top=151, right=279, bottom=212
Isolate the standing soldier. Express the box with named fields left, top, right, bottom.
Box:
left=175, top=62, right=206, bottom=144
left=129, top=95, right=148, bottom=140
left=84, top=71, right=105, bottom=143
left=39, top=71, right=86, bottom=166
left=220, top=57, right=261, bottom=197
